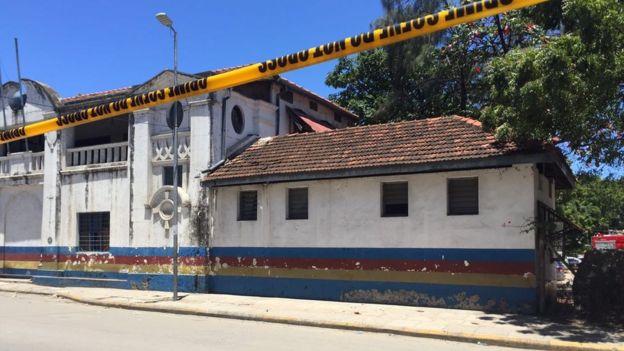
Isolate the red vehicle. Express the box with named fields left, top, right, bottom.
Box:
left=592, top=232, right=624, bottom=250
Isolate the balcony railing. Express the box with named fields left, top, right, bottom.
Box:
left=0, top=151, right=44, bottom=176
left=66, top=142, right=128, bottom=167
left=151, top=131, right=191, bottom=164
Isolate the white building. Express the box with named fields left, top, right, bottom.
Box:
left=1, top=73, right=577, bottom=314
left=203, top=116, right=576, bottom=313
left=0, top=70, right=356, bottom=291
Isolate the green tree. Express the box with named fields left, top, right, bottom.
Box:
left=482, top=0, right=624, bottom=166
left=326, top=0, right=624, bottom=166
left=558, top=173, right=624, bottom=233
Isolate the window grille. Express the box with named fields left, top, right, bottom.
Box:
left=447, top=178, right=479, bottom=215
left=238, top=191, right=258, bottom=221
left=287, top=188, right=308, bottom=220
left=78, top=212, right=110, bottom=252
left=382, top=182, right=408, bottom=217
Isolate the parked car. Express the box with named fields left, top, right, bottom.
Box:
left=565, top=256, right=582, bottom=270
left=554, top=260, right=566, bottom=281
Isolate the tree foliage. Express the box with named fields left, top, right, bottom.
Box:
left=557, top=173, right=624, bottom=233
left=326, top=0, right=624, bottom=166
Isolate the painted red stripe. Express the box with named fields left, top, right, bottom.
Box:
left=214, top=256, right=535, bottom=275
left=3, top=253, right=41, bottom=261
left=8, top=253, right=534, bottom=274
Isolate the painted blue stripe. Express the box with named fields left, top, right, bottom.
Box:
left=4, top=246, right=207, bottom=257
left=31, top=270, right=206, bottom=292
left=1, top=267, right=35, bottom=276
left=210, top=247, right=535, bottom=262
left=208, top=276, right=535, bottom=313
left=3, top=246, right=534, bottom=262
left=2, top=246, right=43, bottom=254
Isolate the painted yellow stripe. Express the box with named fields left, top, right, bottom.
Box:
left=211, top=266, right=536, bottom=289
left=3, top=260, right=40, bottom=270
left=0, top=0, right=547, bottom=144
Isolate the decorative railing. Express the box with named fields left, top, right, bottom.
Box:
left=66, top=142, right=128, bottom=167
left=151, top=131, right=191, bottom=164
left=0, top=151, right=45, bottom=176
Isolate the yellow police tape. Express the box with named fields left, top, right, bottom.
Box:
left=0, top=0, right=547, bottom=144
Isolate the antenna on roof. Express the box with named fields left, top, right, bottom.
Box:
left=14, top=38, right=29, bottom=151
left=0, top=65, right=9, bottom=153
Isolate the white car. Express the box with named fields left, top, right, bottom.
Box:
left=565, top=256, right=582, bottom=269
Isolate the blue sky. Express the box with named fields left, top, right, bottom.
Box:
left=0, top=0, right=382, bottom=99
left=0, top=1, right=620, bottom=177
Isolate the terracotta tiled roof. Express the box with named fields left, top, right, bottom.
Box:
left=204, top=116, right=523, bottom=183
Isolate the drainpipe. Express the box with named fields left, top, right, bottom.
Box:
left=274, top=93, right=280, bottom=136
left=0, top=70, right=9, bottom=154
left=220, top=94, right=230, bottom=160
left=208, top=92, right=216, bottom=167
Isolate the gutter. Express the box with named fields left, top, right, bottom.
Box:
left=203, top=152, right=574, bottom=188
left=220, top=93, right=230, bottom=160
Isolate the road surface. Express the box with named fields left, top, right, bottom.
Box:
left=0, top=291, right=518, bottom=351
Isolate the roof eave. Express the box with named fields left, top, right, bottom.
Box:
left=203, top=151, right=574, bottom=188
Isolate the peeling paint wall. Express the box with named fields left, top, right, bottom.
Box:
left=208, top=165, right=540, bottom=312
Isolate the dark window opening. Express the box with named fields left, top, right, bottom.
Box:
left=309, top=101, right=318, bottom=111
left=448, top=178, right=479, bottom=215
left=78, top=212, right=110, bottom=252
left=279, top=91, right=293, bottom=104
left=548, top=178, right=553, bottom=199
left=238, top=191, right=258, bottom=221
left=163, top=166, right=183, bottom=187
left=73, top=115, right=129, bottom=148
left=334, top=113, right=342, bottom=123
left=2, top=135, right=45, bottom=154
left=382, top=182, right=408, bottom=217
left=231, top=105, right=244, bottom=134
left=287, top=188, right=308, bottom=220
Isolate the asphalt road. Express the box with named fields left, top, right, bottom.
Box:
left=0, top=292, right=519, bottom=351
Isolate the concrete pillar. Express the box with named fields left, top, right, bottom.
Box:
left=186, top=97, right=212, bottom=247
left=129, top=108, right=153, bottom=247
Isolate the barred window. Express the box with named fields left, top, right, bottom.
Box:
left=78, top=212, right=110, bottom=252
left=382, top=182, right=408, bottom=217
left=447, top=178, right=479, bottom=215
left=238, top=191, right=258, bottom=221
left=287, top=188, right=308, bottom=220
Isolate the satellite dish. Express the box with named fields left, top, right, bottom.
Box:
left=8, top=91, right=27, bottom=112
left=167, top=101, right=183, bottom=129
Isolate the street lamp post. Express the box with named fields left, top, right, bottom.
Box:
left=156, top=12, right=180, bottom=301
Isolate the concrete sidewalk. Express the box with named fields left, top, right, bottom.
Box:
left=0, top=279, right=621, bottom=351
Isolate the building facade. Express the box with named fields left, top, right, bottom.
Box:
left=0, top=70, right=355, bottom=291
left=203, top=117, right=575, bottom=313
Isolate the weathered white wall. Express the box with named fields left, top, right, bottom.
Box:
left=213, top=164, right=538, bottom=249
left=58, top=171, right=130, bottom=248
left=0, top=185, right=43, bottom=247
left=534, top=169, right=555, bottom=209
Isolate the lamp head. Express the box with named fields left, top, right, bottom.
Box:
left=155, top=12, right=173, bottom=28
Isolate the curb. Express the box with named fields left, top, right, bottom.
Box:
left=1, top=287, right=621, bottom=351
